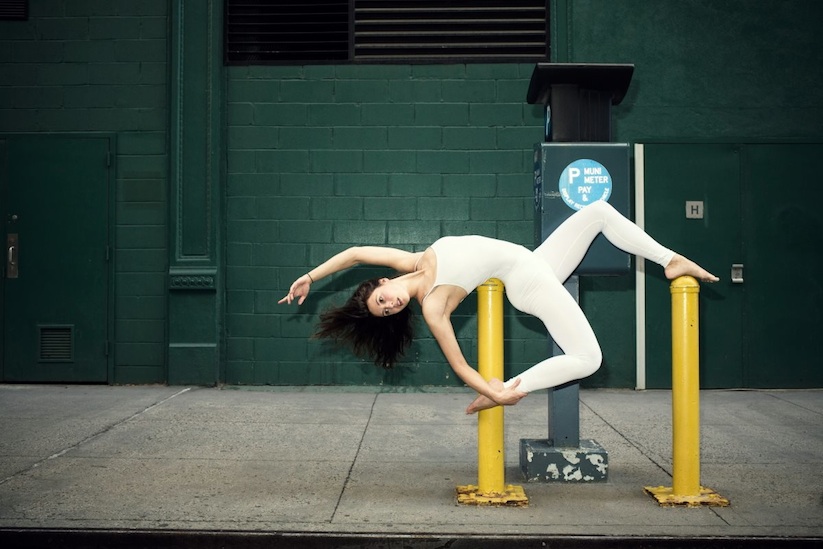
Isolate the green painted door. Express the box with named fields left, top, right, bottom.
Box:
left=644, top=143, right=823, bottom=388
left=1, top=135, right=112, bottom=383
left=739, top=144, right=823, bottom=387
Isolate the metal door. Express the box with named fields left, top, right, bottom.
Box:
left=1, top=135, right=112, bottom=383
left=644, top=143, right=823, bottom=388
left=644, top=143, right=744, bottom=388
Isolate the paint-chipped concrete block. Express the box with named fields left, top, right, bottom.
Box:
left=519, top=438, right=608, bottom=482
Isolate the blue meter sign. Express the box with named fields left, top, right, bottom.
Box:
left=558, top=159, right=613, bottom=211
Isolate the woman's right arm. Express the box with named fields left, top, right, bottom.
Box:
left=278, top=246, right=421, bottom=305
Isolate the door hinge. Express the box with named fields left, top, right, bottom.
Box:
left=104, top=340, right=110, bottom=357
left=106, top=151, right=112, bottom=167
left=105, top=245, right=111, bottom=262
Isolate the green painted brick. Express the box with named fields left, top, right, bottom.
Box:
left=116, top=273, right=165, bottom=296
left=280, top=79, right=334, bottom=102
left=361, top=103, right=414, bottom=125
left=279, top=126, right=333, bottom=149
left=363, top=150, right=416, bottom=174
left=116, top=248, right=168, bottom=273
left=116, top=320, right=165, bottom=343
left=257, top=196, right=311, bottom=220
left=308, top=104, right=361, bottom=126
left=311, top=196, right=363, bottom=220
left=466, top=64, right=520, bottom=79
left=116, top=202, right=166, bottom=225
left=228, top=313, right=280, bottom=338
left=117, top=225, right=165, bottom=248
left=441, top=221, right=497, bottom=236
left=442, top=174, right=496, bottom=197
left=278, top=220, right=332, bottom=243
left=256, top=150, right=310, bottom=174
left=114, top=39, right=166, bottom=62
left=336, top=64, right=410, bottom=79
left=335, top=79, right=390, bottom=103
left=116, top=296, right=166, bottom=320
left=280, top=173, right=333, bottom=197
left=89, top=63, right=140, bottom=85
left=228, top=103, right=254, bottom=125
left=256, top=337, right=308, bottom=361
left=418, top=197, right=469, bottom=221
left=310, top=149, right=364, bottom=173
left=226, top=242, right=252, bottom=266
left=117, top=178, right=165, bottom=202
left=89, top=17, right=141, bottom=39
left=496, top=173, right=532, bottom=197
left=497, top=221, right=533, bottom=245
left=254, top=103, right=307, bottom=125
left=497, top=126, right=540, bottom=149
left=469, top=150, right=525, bottom=174
left=412, top=65, right=466, bottom=79
left=228, top=125, right=280, bottom=149
left=470, top=103, right=524, bottom=126
left=227, top=266, right=280, bottom=290
left=333, top=221, right=387, bottom=244
left=303, top=65, right=336, bottom=79
left=231, top=80, right=280, bottom=102
left=227, top=338, right=254, bottom=361
left=389, top=79, right=442, bottom=103
left=442, top=79, right=496, bottom=102
left=388, top=127, right=441, bottom=150
left=470, top=197, right=526, bottom=220
left=228, top=220, right=279, bottom=243
left=114, top=343, right=164, bottom=367
left=333, top=126, right=388, bottom=149
left=496, top=79, right=531, bottom=102
left=138, top=62, right=166, bottom=85
left=414, top=103, right=468, bottom=126
left=335, top=173, right=389, bottom=196
left=363, top=197, right=416, bottom=220
left=389, top=174, right=441, bottom=197
left=388, top=221, right=441, bottom=246
left=416, top=150, right=469, bottom=174
left=442, top=127, right=496, bottom=150
left=228, top=174, right=280, bottom=197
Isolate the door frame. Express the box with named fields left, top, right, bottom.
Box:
left=1, top=132, right=117, bottom=383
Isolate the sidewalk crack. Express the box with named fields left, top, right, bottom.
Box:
left=329, top=392, right=378, bottom=523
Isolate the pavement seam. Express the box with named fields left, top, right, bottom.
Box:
left=0, top=387, right=192, bottom=486
left=329, top=392, right=379, bottom=523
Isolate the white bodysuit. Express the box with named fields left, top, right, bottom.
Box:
left=423, top=200, right=674, bottom=393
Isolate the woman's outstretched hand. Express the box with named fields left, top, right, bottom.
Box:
left=493, top=377, right=528, bottom=406
left=278, top=274, right=313, bottom=305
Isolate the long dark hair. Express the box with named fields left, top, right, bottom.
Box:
left=314, top=278, right=415, bottom=369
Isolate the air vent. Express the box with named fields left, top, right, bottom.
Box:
left=0, top=0, right=28, bottom=21
left=225, top=0, right=549, bottom=65
left=354, top=0, right=548, bottom=62
left=38, top=325, right=74, bottom=363
left=225, top=0, right=349, bottom=64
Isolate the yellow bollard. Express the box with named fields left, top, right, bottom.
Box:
left=456, top=279, right=528, bottom=506
left=645, top=276, right=729, bottom=507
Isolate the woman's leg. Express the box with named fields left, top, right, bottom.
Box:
left=533, top=200, right=674, bottom=281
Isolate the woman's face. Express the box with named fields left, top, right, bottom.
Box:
left=367, top=278, right=409, bottom=317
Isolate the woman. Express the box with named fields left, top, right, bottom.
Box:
left=279, top=200, right=718, bottom=414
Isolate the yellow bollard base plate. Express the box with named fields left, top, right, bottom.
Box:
left=456, top=484, right=529, bottom=507
left=644, top=485, right=730, bottom=507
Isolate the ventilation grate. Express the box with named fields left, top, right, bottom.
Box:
left=225, top=0, right=349, bottom=64
left=354, top=0, right=548, bottom=62
left=38, top=325, right=74, bottom=363
left=225, top=0, right=549, bottom=65
left=0, top=0, right=28, bottom=21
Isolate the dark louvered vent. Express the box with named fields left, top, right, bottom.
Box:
left=225, top=0, right=349, bottom=64
left=354, top=0, right=548, bottom=62
left=0, top=0, right=28, bottom=20
left=39, top=325, right=74, bottom=363
left=225, top=1, right=549, bottom=65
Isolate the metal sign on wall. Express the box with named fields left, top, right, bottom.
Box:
left=534, top=143, right=631, bottom=275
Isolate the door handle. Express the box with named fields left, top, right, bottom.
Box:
left=6, top=233, right=18, bottom=279
left=731, top=263, right=743, bottom=284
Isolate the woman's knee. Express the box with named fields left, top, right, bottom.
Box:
left=575, top=347, right=603, bottom=378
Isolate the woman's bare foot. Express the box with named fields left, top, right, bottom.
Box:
left=466, top=378, right=505, bottom=414
left=664, top=254, right=720, bottom=283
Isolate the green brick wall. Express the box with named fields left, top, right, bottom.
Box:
left=225, top=64, right=548, bottom=386
left=0, top=0, right=170, bottom=384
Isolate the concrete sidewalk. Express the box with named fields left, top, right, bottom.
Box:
left=0, top=384, right=820, bottom=548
